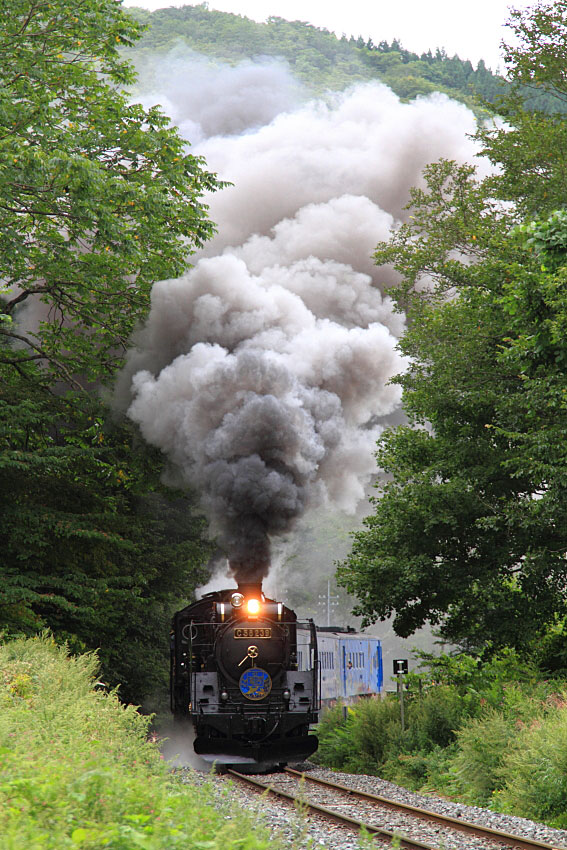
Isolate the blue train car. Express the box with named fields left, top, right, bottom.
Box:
left=298, top=626, right=383, bottom=704
left=338, top=633, right=383, bottom=702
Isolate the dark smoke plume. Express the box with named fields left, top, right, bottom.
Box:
left=126, top=252, right=404, bottom=582
left=120, top=72, right=483, bottom=584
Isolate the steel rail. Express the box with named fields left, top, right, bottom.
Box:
left=227, top=768, right=441, bottom=850
left=284, top=767, right=565, bottom=850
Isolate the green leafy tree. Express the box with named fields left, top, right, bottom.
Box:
left=0, top=0, right=221, bottom=701
left=0, top=370, right=214, bottom=703
left=0, top=0, right=221, bottom=387
left=479, top=0, right=567, bottom=215
left=337, top=159, right=567, bottom=650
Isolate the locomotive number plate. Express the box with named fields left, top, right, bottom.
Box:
left=234, top=628, right=272, bottom=638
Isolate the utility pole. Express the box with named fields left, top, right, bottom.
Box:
left=318, top=579, right=339, bottom=626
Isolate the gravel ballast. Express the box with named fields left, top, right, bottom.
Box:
left=177, top=762, right=567, bottom=849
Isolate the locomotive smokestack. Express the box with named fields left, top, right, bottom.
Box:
left=236, top=580, right=264, bottom=598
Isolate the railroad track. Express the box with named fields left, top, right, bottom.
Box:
left=226, top=767, right=565, bottom=850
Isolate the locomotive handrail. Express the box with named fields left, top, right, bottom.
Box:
left=308, top=618, right=320, bottom=710
left=169, top=631, right=175, bottom=713
left=189, top=619, right=195, bottom=711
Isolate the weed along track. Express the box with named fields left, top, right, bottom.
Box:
left=225, top=768, right=566, bottom=850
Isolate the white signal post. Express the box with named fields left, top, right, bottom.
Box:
left=393, top=659, right=409, bottom=731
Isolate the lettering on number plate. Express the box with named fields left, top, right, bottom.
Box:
left=234, top=628, right=272, bottom=638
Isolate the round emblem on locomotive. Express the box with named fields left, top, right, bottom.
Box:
left=239, top=667, right=272, bottom=701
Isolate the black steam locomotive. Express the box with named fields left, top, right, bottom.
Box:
left=170, top=583, right=320, bottom=766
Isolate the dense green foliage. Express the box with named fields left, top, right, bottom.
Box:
left=479, top=0, right=567, bottom=215
left=127, top=3, right=508, bottom=107
left=0, top=0, right=220, bottom=703
left=0, top=375, right=212, bottom=703
left=360, top=43, right=505, bottom=106
left=0, top=0, right=221, bottom=384
left=315, top=652, right=567, bottom=826
left=339, top=168, right=567, bottom=650
left=0, top=635, right=278, bottom=848
left=338, top=0, right=567, bottom=656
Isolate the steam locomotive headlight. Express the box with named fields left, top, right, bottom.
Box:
left=231, top=592, right=244, bottom=609
left=246, top=598, right=260, bottom=617
left=283, top=689, right=291, bottom=702
left=220, top=691, right=229, bottom=702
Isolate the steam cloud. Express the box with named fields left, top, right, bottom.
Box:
left=121, top=63, right=483, bottom=585
left=133, top=51, right=303, bottom=144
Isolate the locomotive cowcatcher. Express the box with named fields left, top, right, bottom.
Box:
left=170, top=582, right=320, bottom=765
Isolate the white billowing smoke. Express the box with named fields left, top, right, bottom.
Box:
left=132, top=51, right=303, bottom=144
left=121, top=67, right=483, bottom=585
left=198, top=84, right=482, bottom=251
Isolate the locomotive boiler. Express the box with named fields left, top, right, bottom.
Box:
left=170, top=583, right=320, bottom=766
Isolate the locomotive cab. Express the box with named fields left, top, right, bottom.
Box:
left=170, top=584, right=319, bottom=766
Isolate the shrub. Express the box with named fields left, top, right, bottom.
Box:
left=382, top=744, right=457, bottom=792
left=448, top=709, right=516, bottom=804
left=314, top=651, right=567, bottom=824
left=350, top=696, right=405, bottom=772
left=314, top=697, right=403, bottom=774
left=495, top=694, right=567, bottom=827
left=0, top=634, right=277, bottom=849
left=406, top=685, right=465, bottom=750
left=311, top=703, right=352, bottom=769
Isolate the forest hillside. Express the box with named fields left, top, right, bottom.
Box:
left=126, top=2, right=562, bottom=112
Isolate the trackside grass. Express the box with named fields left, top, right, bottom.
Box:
left=0, top=635, right=275, bottom=849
